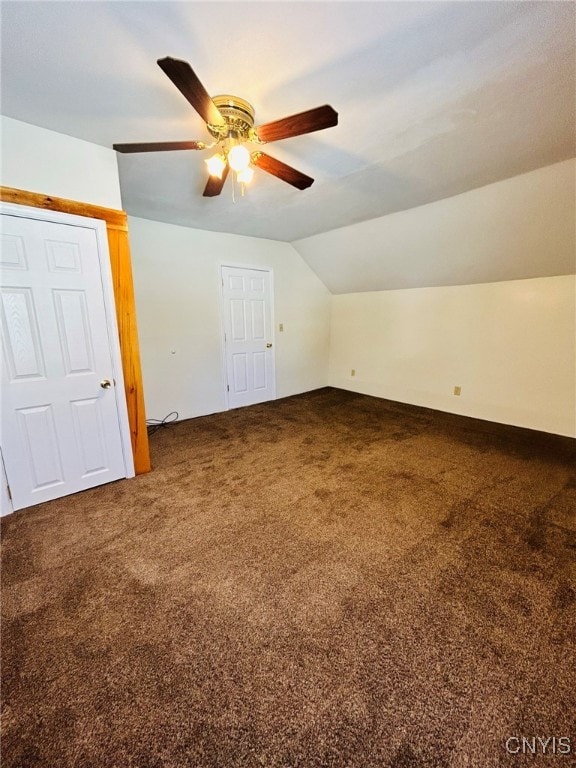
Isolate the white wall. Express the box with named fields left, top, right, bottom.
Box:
left=2, top=115, right=572, bottom=438
left=330, top=276, right=576, bottom=437
left=128, top=216, right=331, bottom=421
left=0, top=116, right=122, bottom=209
left=293, top=159, right=575, bottom=293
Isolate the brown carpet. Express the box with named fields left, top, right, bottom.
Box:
left=1, top=388, right=575, bottom=768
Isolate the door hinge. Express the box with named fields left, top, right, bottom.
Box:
left=6, top=483, right=12, bottom=501
left=227, top=384, right=229, bottom=392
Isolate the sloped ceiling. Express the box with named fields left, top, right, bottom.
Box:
left=1, top=1, right=574, bottom=247
left=293, top=159, right=576, bottom=293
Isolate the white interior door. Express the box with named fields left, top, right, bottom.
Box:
left=1, top=210, right=130, bottom=510
left=221, top=265, right=276, bottom=409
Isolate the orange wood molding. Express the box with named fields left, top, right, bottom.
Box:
left=1, top=185, right=151, bottom=475
left=0, top=186, right=128, bottom=229
left=106, top=227, right=151, bottom=473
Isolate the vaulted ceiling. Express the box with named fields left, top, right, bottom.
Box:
left=2, top=1, right=574, bottom=246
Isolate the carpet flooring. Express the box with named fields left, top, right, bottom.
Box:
left=1, top=388, right=575, bottom=768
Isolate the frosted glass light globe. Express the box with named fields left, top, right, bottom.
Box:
left=205, top=154, right=226, bottom=179
left=237, top=167, right=254, bottom=184
left=228, top=144, right=250, bottom=172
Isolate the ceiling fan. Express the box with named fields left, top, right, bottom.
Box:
left=113, top=57, right=338, bottom=197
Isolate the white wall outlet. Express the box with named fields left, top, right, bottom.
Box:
left=279, top=323, right=284, bottom=332
left=453, top=385, right=461, bottom=396
left=351, top=369, right=356, bottom=377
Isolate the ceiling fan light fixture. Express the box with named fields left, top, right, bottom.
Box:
left=228, top=144, right=250, bottom=172
left=205, top=152, right=226, bottom=178
left=116, top=58, right=338, bottom=198
left=237, top=167, right=254, bottom=184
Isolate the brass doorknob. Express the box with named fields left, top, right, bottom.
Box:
left=266, top=343, right=272, bottom=348
left=100, top=379, right=112, bottom=389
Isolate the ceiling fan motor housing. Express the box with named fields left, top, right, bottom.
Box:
left=208, top=95, right=255, bottom=140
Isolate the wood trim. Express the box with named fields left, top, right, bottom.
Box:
left=0, top=186, right=151, bottom=474
left=105, top=228, right=151, bottom=473
left=0, top=186, right=128, bottom=229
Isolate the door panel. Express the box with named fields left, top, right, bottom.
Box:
left=1, top=234, right=28, bottom=269
left=16, top=405, right=65, bottom=489
left=70, top=398, right=109, bottom=476
left=251, top=300, right=265, bottom=339
left=232, top=353, right=249, bottom=393
left=230, top=299, right=246, bottom=341
left=253, top=351, right=266, bottom=390
left=53, top=289, right=95, bottom=374
left=1, top=213, right=127, bottom=510
left=221, top=266, right=275, bottom=409
left=46, top=240, right=82, bottom=273
left=1, top=287, right=46, bottom=379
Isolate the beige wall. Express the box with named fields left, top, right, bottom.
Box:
left=1, top=115, right=122, bottom=208
left=329, top=276, right=576, bottom=437
left=128, top=216, right=331, bottom=421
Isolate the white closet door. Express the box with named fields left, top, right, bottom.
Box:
left=1, top=213, right=127, bottom=510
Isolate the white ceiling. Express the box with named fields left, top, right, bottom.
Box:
left=1, top=1, right=574, bottom=245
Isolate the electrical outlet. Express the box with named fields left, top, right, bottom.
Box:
left=453, top=386, right=461, bottom=396
left=351, top=369, right=356, bottom=377
left=279, top=323, right=284, bottom=332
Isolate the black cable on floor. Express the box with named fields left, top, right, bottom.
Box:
left=146, top=411, right=179, bottom=436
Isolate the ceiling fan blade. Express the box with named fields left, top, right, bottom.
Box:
left=203, top=165, right=230, bottom=197
left=251, top=152, right=314, bottom=190
left=157, top=57, right=226, bottom=127
left=254, top=105, right=338, bottom=143
left=113, top=141, right=206, bottom=153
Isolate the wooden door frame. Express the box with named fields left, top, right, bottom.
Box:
left=1, top=186, right=151, bottom=474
